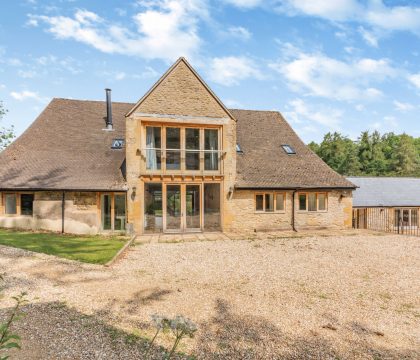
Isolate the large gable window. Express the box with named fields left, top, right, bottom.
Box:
left=146, top=126, right=162, bottom=170
left=144, top=125, right=221, bottom=173
left=298, top=192, right=327, bottom=212
left=255, top=192, right=286, bottom=213
left=204, top=129, right=219, bottom=171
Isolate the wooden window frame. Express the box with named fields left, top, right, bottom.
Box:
left=254, top=192, right=286, bottom=214
left=142, top=123, right=222, bottom=175
left=99, top=192, right=127, bottom=232
left=2, top=192, right=19, bottom=216
left=297, top=192, right=328, bottom=213
left=20, top=192, right=35, bottom=217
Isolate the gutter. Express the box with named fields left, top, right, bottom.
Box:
left=61, top=191, right=65, bottom=234
left=292, top=189, right=297, bottom=232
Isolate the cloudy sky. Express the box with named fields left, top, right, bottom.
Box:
left=1, top=0, right=420, bottom=142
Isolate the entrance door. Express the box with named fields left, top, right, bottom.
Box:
left=185, top=184, right=201, bottom=231
left=166, top=185, right=182, bottom=231
left=164, top=184, right=202, bottom=232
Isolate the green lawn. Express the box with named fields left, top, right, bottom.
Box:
left=0, top=229, right=127, bottom=264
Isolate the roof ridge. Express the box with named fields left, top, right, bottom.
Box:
left=52, top=97, right=135, bottom=105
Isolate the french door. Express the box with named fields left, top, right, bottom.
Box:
left=164, top=184, right=201, bottom=232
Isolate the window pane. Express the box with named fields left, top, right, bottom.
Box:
left=166, top=185, right=182, bottom=230
left=275, top=193, right=284, bottom=211
left=205, top=129, right=219, bottom=171
left=411, top=209, right=418, bottom=227
left=21, top=194, right=34, bottom=216
left=256, top=194, right=264, bottom=211
left=166, top=128, right=181, bottom=170
left=144, top=183, right=163, bottom=233
left=394, top=209, right=400, bottom=227
left=186, top=128, right=200, bottom=170
left=308, top=193, right=317, bottom=211
left=101, top=194, right=112, bottom=230
left=186, top=185, right=200, bottom=229
left=265, top=194, right=274, bottom=212
left=5, top=194, right=17, bottom=215
left=204, top=183, right=221, bottom=231
left=146, top=127, right=161, bottom=170
left=318, top=193, right=326, bottom=211
left=114, top=194, right=126, bottom=231
left=299, top=194, right=306, bottom=211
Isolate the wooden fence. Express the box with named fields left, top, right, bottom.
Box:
left=352, top=207, right=420, bottom=237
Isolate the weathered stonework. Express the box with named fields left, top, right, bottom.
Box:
left=224, top=189, right=353, bottom=232
left=0, top=192, right=99, bottom=234
left=131, top=60, right=230, bottom=118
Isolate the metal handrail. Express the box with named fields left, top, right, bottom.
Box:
left=142, top=148, right=224, bottom=153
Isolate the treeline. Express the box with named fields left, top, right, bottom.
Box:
left=308, top=131, right=420, bottom=177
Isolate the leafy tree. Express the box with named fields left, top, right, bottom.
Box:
left=393, top=133, right=418, bottom=176
left=313, top=132, right=361, bottom=175
left=310, top=130, right=420, bottom=177
left=0, top=101, right=14, bottom=151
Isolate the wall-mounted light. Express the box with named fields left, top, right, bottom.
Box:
left=131, top=186, right=137, bottom=201
left=228, top=186, right=234, bottom=200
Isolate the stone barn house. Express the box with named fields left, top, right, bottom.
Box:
left=0, top=58, right=355, bottom=235
left=349, top=176, right=420, bottom=235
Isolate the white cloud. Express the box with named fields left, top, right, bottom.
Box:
left=114, top=72, right=126, bottom=80
left=10, top=90, right=48, bottom=103
left=223, top=0, right=263, bottom=8
left=285, top=98, right=342, bottom=129
left=224, top=98, right=244, bottom=108
left=133, top=66, right=159, bottom=79
left=30, top=1, right=206, bottom=61
left=208, top=56, right=262, bottom=86
left=227, top=26, right=251, bottom=40
left=18, top=69, right=37, bottom=78
left=408, top=73, right=420, bottom=89
left=278, top=0, right=362, bottom=22
left=358, top=26, right=378, bottom=47
left=270, top=46, right=396, bottom=101
left=226, top=1, right=420, bottom=40
left=393, top=100, right=415, bottom=112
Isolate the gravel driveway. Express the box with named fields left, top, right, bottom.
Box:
left=0, top=232, right=419, bottom=359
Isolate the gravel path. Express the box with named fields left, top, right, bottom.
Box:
left=0, top=232, right=419, bottom=359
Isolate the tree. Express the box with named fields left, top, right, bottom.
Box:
left=309, top=130, right=420, bottom=177
left=0, top=101, right=14, bottom=151
left=313, top=132, right=361, bottom=175
left=393, top=134, right=418, bottom=176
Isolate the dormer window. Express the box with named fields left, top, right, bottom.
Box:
left=111, top=139, right=125, bottom=149
left=282, top=144, right=295, bottom=154
left=236, top=144, right=243, bottom=153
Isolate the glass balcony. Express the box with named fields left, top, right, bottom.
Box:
left=143, top=148, right=223, bottom=174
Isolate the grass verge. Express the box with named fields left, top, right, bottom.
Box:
left=0, top=228, right=127, bottom=264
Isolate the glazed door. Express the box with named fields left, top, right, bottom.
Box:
left=166, top=185, right=182, bottom=232
left=185, top=184, right=201, bottom=231
left=164, top=184, right=202, bottom=232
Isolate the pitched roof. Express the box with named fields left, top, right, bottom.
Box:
left=0, top=99, right=354, bottom=191
left=0, top=98, right=130, bottom=191
left=348, top=177, right=420, bottom=207
left=233, top=109, right=354, bottom=189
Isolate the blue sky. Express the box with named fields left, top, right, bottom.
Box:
left=1, top=0, right=420, bottom=143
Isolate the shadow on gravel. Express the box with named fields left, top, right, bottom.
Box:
left=0, top=302, right=189, bottom=360
left=194, top=299, right=419, bottom=359
left=1, top=299, right=418, bottom=359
